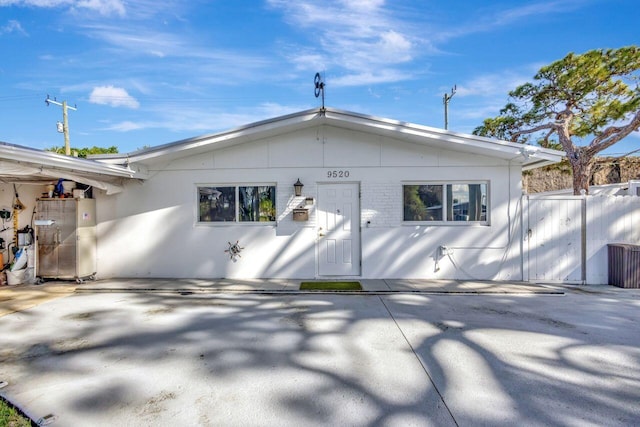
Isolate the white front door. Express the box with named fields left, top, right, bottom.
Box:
left=317, top=183, right=360, bottom=276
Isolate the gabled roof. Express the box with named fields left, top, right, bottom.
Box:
left=0, top=141, right=136, bottom=194
left=92, top=107, right=565, bottom=172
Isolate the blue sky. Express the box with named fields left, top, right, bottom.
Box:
left=1, top=0, right=638, bottom=155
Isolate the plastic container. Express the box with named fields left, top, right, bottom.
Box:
left=6, top=269, right=26, bottom=286
left=11, top=248, right=28, bottom=271
left=62, top=180, right=76, bottom=194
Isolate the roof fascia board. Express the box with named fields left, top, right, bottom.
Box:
left=0, top=142, right=134, bottom=178
left=93, top=107, right=564, bottom=169
left=322, top=108, right=565, bottom=167
left=0, top=159, right=125, bottom=194
left=522, top=159, right=560, bottom=171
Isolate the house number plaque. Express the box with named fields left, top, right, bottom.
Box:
left=327, top=170, right=350, bottom=178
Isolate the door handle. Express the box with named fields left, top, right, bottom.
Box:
left=318, top=227, right=325, bottom=237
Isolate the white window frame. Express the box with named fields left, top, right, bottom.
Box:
left=196, top=183, right=277, bottom=225
left=402, top=181, right=490, bottom=226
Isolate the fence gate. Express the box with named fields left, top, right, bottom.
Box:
left=524, top=195, right=585, bottom=283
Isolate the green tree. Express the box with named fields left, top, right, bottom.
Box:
left=474, top=47, right=640, bottom=194
left=46, top=145, right=119, bottom=158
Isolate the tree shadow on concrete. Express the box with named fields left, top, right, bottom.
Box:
left=1, top=288, right=639, bottom=426
left=384, top=291, right=640, bottom=426
left=0, top=292, right=453, bottom=425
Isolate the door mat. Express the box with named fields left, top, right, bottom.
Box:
left=299, top=281, right=362, bottom=291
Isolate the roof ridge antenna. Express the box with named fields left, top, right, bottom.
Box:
left=314, top=72, right=325, bottom=112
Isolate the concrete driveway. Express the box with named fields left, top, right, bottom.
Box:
left=0, top=281, right=639, bottom=426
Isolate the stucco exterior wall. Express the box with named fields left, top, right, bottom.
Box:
left=95, top=126, right=524, bottom=280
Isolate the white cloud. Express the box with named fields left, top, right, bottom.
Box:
left=103, top=102, right=310, bottom=135
left=446, top=65, right=545, bottom=128
left=254, top=102, right=308, bottom=119
left=287, top=51, right=328, bottom=72
left=82, top=25, right=181, bottom=57
left=493, top=1, right=582, bottom=25
left=113, top=0, right=185, bottom=20
left=339, top=0, right=385, bottom=11
left=89, top=85, right=140, bottom=109
left=1, top=19, right=27, bottom=35
left=0, top=0, right=125, bottom=16
left=106, top=120, right=145, bottom=131
left=75, top=0, right=125, bottom=16
left=437, top=0, right=585, bottom=42
left=454, top=67, right=539, bottom=98
left=174, top=103, right=309, bottom=132
left=81, top=24, right=273, bottom=82
left=331, top=69, right=411, bottom=87
left=268, top=0, right=418, bottom=85
left=456, top=103, right=509, bottom=121
left=377, top=30, right=412, bottom=62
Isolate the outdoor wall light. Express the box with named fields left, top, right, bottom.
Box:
left=294, top=178, right=304, bottom=197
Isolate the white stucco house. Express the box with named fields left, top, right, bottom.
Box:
left=89, top=108, right=563, bottom=280
left=1, top=108, right=565, bottom=281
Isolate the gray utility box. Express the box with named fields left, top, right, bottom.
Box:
left=607, top=244, right=640, bottom=288
left=35, top=198, right=97, bottom=282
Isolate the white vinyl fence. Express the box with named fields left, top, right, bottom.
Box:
left=524, top=194, right=640, bottom=284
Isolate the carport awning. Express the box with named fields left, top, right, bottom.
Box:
left=0, top=160, right=125, bottom=194
left=0, top=141, right=137, bottom=195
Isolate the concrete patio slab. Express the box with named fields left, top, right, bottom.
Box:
left=1, top=278, right=561, bottom=320
left=0, top=282, right=76, bottom=317
left=382, top=289, right=640, bottom=426
left=382, top=279, right=562, bottom=294
left=72, top=278, right=563, bottom=294
left=0, top=291, right=456, bottom=426
left=0, top=280, right=638, bottom=426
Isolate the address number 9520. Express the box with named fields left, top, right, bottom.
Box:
left=327, top=170, right=350, bottom=178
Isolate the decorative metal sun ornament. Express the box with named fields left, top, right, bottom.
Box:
left=225, top=240, right=244, bottom=261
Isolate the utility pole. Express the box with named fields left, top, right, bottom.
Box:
left=443, top=85, right=456, bottom=130
left=45, top=95, right=77, bottom=156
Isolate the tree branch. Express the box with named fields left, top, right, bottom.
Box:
left=586, top=110, right=640, bottom=157
left=541, top=128, right=555, bottom=147
left=512, top=122, right=557, bottom=138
